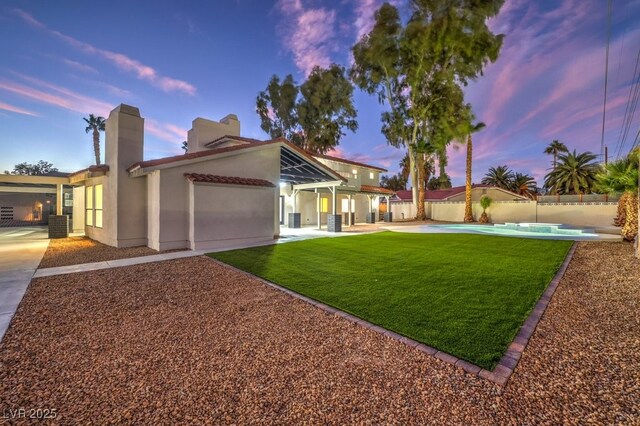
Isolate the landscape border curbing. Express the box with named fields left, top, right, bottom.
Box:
left=208, top=242, right=578, bottom=387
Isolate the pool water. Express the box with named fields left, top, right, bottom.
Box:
left=387, top=223, right=607, bottom=240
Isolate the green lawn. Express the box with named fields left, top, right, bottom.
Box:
left=209, top=232, right=572, bottom=370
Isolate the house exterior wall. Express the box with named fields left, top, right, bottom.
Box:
left=94, top=104, right=147, bottom=248
left=146, top=171, right=161, bottom=250
left=313, top=158, right=381, bottom=187
left=188, top=182, right=275, bottom=250
left=147, top=145, right=281, bottom=251
left=187, top=115, right=240, bottom=153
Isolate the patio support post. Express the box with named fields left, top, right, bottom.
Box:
left=327, top=186, right=341, bottom=232
left=288, top=189, right=301, bottom=228
left=56, top=184, right=63, bottom=215
left=49, top=183, right=68, bottom=238
left=348, top=194, right=353, bottom=226
left=383, top=196, right=393, bottom=222
left=332, top=186, right=337, bottom=215
left=365, top=195, right=376, bottom=224
left=316, top=190, right=321, bottom=230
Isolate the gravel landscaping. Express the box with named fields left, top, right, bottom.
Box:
left=38, top=236, right=181, bottom=269
left=1, top=242, right=638, bottom=423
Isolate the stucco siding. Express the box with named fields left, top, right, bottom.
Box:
left=189, top=183, right=275, bottom=250
left=149, top=145, right=280, bottom=250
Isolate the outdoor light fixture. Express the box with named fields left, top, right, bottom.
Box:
left=279, top=181, right=287, bottom=188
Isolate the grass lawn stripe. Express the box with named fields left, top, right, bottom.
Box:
left=209, top=232, right=572, bottom=370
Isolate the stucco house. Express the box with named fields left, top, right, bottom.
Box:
left=45, top=104, right=393, bottom=251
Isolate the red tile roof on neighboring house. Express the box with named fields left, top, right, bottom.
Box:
left=312, top=152, right=387, bottom=172
left=359, top=185, right=395, bottom=195
left=394, top=184, right=499, bottom=201
left=184, top=173, right=275, bottom=187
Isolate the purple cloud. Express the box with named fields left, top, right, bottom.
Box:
left=13, top=9, right=197, bottom=96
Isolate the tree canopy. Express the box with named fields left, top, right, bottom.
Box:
left=380, top=173, right=407, bottom=191
left=543, top=150, right=600, bottom=195
left=256, top=65, right=358, bottom=154
left=4, top=160, right=59, bottom=176
left=351, top=0, right=504, bottom=219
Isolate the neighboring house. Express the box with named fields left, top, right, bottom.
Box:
left=0, top=176, right=73, bottom=227
left=392, top=184, right=528, bottom=203
left=9, top=104, right=392, bottom=250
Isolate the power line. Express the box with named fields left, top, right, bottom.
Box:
left=600, top=0, right=613, bottom=162
left=614, top=49, right=640, bottom=159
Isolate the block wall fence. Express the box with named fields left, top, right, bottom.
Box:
left=390, top=200, right=618, bottom=228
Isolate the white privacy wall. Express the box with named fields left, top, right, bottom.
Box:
left=391, top=201, right=618, bottom=227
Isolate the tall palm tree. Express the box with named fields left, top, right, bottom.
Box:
left=596, top=150, right=639, bottom=241
left=543, top=139, right=569, bottom=170
left=463, top=122, right=486, bottom=222
left=83, top=114, right=106, bottom=165
left=511, top=172, right=537, bottom=199
left=481, top=165, right=514, bottom=190
left=181, top=141, right=188, bottom=153
left=543, top=150, right=599, bottom=195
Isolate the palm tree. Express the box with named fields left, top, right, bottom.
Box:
left=83, top=114, right=106, bottom=165
left=596, top=150, right=639, bottom=241
left=181, top=141, right=188, bottom=153
left=463, top=122, right=486, bottom=222
left=511, top=172, right=537, bottom=200
left=543, top=139, right=569, bottom=170
left=543, top=150, right=599, bottom=195
left=481, top=165, right=514, bottom=190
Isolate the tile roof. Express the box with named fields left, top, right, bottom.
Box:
left=312, top=152, right=387, bottom=172
left=184, top=173, right=275, bottom=187
left=68, top=165, right=110, bottom=177
left=359, top=185, right=395, bottom=195
left=127, top=140, right=279, bottom=172
left=205, top=135, right=265, bottom=147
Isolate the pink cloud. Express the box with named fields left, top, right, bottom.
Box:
left=145, top=120, right=188, bottom=144
left=14, top=9, right=197, bottom=96
left=353, top=0, right=382, bottom=42
left=477, top=0, right=598, bottom=128
left=0, top=101, right=38, bottom=116
left=276, top=1, right=337, bottom=76
left=542, top=90, right=630, bottom=138
left=0, top=77, right=113, bottom=116
left=61, top=58, right=98, bottom=74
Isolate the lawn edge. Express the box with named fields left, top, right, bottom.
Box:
left=207, top=241, right=578, bottom=388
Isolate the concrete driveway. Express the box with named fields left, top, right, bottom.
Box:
left=0, top=227, right=49, bottom=341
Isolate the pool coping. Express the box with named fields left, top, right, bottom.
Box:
left=208, top=242, right=578, bottom=387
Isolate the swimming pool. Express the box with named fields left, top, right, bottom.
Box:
left=384, top=223, right=618, bottom=240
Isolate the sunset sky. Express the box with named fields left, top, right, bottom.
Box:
left=0, top=0, right=639, bottom=186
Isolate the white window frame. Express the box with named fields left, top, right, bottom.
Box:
left=86, top=186, right=93, bottom=226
